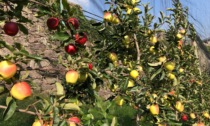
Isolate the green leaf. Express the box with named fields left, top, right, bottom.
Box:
left=15, top=50, right=43, bottom=60
left=59, top=120, right=67, bottom=126
left=150, top=68, right=162, bottom=80
left=59, top=0, right=64, bottom=13
left=92, top=22, right=102, bottom=26
left=160, top=71, right=165, bottom=80
left=3, top=99, right=17, bottom=121
left=55, top=82, right=65, bottom=96
left=160, top=11, right=164, bottom=19
left=148, top=62, right=162, bottom=67
left=52, top=32, right=70, bottom=41
left=14, top=42, right=23, bottom=50
left=53, top=107, right=60, bottom=125
left=62, top=0, right=71, bottom=12
left=173, top=77, right=178, bottom=86
left=6, top=97, right=13, bottom=106
left=60, top=103, right=80, bottom=111
left=0, top=40, right=15, bottom=51
left=18, top=23, right=28, bottom=34
left=0, top=85, right=5, bottom=93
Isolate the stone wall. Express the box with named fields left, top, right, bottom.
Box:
left=195, top=36, right=210, bottom=74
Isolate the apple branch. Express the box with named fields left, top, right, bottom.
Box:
left=0, top=105, right=37, bottom=115
left=134, top=34, right=141, bottom=64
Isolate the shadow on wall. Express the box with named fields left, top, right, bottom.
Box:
left=195, top=35, right=210, bottom=74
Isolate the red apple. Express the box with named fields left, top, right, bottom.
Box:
left=88, top=63, right=93, bottom=70
left=68, top=116, right=80, bottom=124
left=47, top=17, right=59, bottom=30
left=4, top=22, right=19, bottom=36
left=65, top=44, right=77, bottom=55
left=75, top=32, right=88, bottom=45
left=67, top=18, right=79, bottom=29
left=10, top=82, right=32, bottom=100
left=181, top=114, right=188, bottom=122
left=0, top=60, right=17, bottom=79
left=65, top=70, right=79, bottom=84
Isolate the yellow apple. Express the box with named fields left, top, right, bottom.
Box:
left=133, top=7, right=141, bottom=13
left=112, top=84, right=118, bottom=92
left=10, top=82, right=32, bottom=100
left=115, top=96, right=124, bottom=106
left=150, top=36, right=157, bottom=44
left=111, top=15, right=120, bottom=24
left=190, top=113, right=196, bottom=119
left=69, top=122, right=76, bottom=126
left=149, top=46, right=156, bottom=54
left=158, top=56, right=167, bottom=63
left=113, top=61, right=119, bottom=67
left=32, top=120, right=43, bottom=126
left=108, top=53, right=118, bottom=62
left=150, top=104, right=159, bottom=115
left=179, top=29, right=186, bottom=34
left=176, top=33, right=182, bottom=39
left=65, top=70, right=79, bottom=84
left=158, top=124, right=166, bottom=126
left=126, top=7, right=133, bottom=15
left=167, top=73, right=175, bottom=80
left=164, top=62, right=175, bottom=71
left=179, top=68, right=184, bottom=73
left=104, top=12, right=112, bottom=22
left=0, top=60, right=17, bottom=79
left=131, top=0, right=140, bottom=5
left=130, top=70, right=139, bottom=79
left=123, top=35, right=130, bottom=45
left=137, top=66, right=143, bottom=72
left=175, top=101, right=184, bottom=112
left=127, top=79, right=134, bottom=88
left=203, top=111, right=210, bottom=118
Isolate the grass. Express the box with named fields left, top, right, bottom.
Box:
left=0, top=92, right=45, bottom=126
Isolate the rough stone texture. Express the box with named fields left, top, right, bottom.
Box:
left=195, top=36, right=210, bottom=74
left=0, top=7, right=66, bottom=93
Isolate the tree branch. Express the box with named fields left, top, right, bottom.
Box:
left=0, top=105, right=37, bottom=115
left=134, top=34, right=141, bottom=64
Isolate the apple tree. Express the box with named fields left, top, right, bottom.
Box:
left=0, top=0, right=210, bottom=126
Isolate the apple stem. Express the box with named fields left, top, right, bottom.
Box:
left=134, top=34, right=141, bottom=64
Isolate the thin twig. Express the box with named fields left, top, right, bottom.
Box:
left=0, top=105, right=37, bottom=115
left=134, top=34, right=141, bottom=64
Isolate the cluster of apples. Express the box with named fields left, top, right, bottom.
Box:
left=125, top=0, right=141, bottom=15
left=0, top=60, right=32, bottom=100
left=65, top=62, right=92, bottom=85
left=176, top=29, right=186, bottom=49
left=46, top=17, right=88, bottom=55
left=32, top=116, right=80, bottom=126
left=103, top=12, right=120, bottom=24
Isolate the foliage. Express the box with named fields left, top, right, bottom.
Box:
left=0, top=0, right=210, bottom=126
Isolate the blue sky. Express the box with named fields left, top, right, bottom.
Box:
left=68, top=0, right=210, bottom=39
